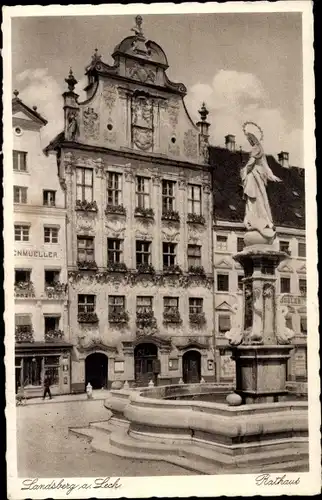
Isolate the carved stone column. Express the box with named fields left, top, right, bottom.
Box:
left=63, top=152, right=76, bottom=267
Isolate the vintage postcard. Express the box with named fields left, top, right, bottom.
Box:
left=3, top=2, right=320, bottom=498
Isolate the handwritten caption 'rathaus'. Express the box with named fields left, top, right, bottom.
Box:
left=21, top=477, right=122, bottom=496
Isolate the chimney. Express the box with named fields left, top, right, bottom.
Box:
left=278, top=151, right=289, bottom=168
left=225, top=134, right=236, bottom=152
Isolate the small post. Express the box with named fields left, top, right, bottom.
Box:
left=86, top=382, right=93, bottom=399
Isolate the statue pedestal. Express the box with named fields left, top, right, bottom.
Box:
left=232, top=345, right=293, bottom=404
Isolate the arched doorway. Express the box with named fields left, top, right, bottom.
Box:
left=134, top=343, right=158, bottom=386
left=182, top=350, right=201, bottom=384
left=85, top=353, right=108, bottom=390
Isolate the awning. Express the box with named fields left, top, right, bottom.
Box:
left=15, top=341, right=74, bottom=355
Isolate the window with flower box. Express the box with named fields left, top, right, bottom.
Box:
left=216, top=235, right=228, bottom=251
left=13, top=150, right=27, bottom=172
left=137, top=296, right=153, bottom=314
left=163, top=242, right=176, bottom=268
left=14, top=224, right=29, bottom=242
left=136, top=297, right=156, bottom=328
left=136, top=176, right=150, bottom=209
left=187, top=245, right=201, bottom=268
left=44, top=270, right=60, bottom=287
left=162, top=180, right=176, bottom=212
left=163, top=297, right=181, bottom=323
left=15, top=269, right=31, bottom=285
left=188, top=184, right=202, bottom=215
left=189, top=298, right=206, bottom=325
left=14, top=185, right=27, bottom=204
left=15, top=314, right=33, bottom=343
left=108, top=296, right=128, bottom=323
left=76, top=167, right=93, bottom=202
left=77, top=236, right=95, bottom=265
left=136, top=241, right=151, bottom=267
left=78, top=294, right=97, bottom=322
left=44, top=226, right=59, bottom=244
left=107, top=172, right=122, bottom=206
left=218, top=314, right=231, bottom=335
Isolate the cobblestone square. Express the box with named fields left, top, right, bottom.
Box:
left=17, top=399, right=194, bottom=477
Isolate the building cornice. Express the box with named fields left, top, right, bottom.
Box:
left=14, top=205, right=66, bottom=216
left=213, top=220, right=305, bottom=236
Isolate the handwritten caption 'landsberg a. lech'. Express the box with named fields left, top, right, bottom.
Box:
left=21, top=477, right=122, bottom=496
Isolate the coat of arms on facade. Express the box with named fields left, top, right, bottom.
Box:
left=131, top=95, right=153, bottom=151
left=127, top=62, right=156, bottom=84
left=83, top=107, right=99, bottom=140
left=184, top=129, right=198, bottom=158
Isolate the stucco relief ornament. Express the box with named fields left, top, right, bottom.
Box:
left=241, top=122, right=282, bottom=242
left=76, top=214, right=95, bottom=232
left=167, top=99, right=180, bottom=128
left=199, top=135, right=209, bottom=164
left=133, top=128, right=153, bottom=151
left=128, top=63, right=156, bottom=84
left=83, top=107, right=99, bottom=140
left=102, top=83, right=117, bottom=113
left=132, top=97, right=153, bottom=128
left=184, top=129, right=198, bottom=158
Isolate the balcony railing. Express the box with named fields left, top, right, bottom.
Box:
left=78, top=312, right=99, bottom=323
left=14, top=281, right=35, bottom=298
left=45, top=329, right=64, bottom=342
left=187, top=213, right=206, bottom=225
left=105, top=204, right=126, bottom=216
left=75, top=200, right=98, bottom=212
left=163, top=309, right=182, bottom=324
left=161, top=210, right=180, bottom=223
left=108, top=310, right=129, bottom=324
left=15, top=325, right=34, bottom=343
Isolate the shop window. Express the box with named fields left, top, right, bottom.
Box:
left=44, top=356, right=60, bottom=385
left=23, top=357, right=42, bottom=387
left=14, top=224, right=29, bottom=242
left=217, top=273, right=229, bottom=292
left=218, top=314, right=231, bottom=334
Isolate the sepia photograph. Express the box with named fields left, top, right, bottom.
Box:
left=3, top=2, right=320, bottom=498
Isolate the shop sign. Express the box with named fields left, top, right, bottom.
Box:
left=280, top=294, right=306, bottom=306
left=14, top=249, right=59, bottom=258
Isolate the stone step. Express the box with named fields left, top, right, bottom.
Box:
left=90, top=417, right=129, bottom=434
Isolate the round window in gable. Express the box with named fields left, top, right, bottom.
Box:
left=107, top=124, right=113, bottom=131
left=171, top=136, right=176, bottom=144
left=14, top=126, right=23, bottom=136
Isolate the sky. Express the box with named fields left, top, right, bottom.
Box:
left=11, top=12, right=303, bottom=166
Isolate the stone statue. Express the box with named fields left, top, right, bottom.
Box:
left=131, top=15, right=144, bottom=37
left=66, top=110, right=78, bottom=141
left=241, top=122, right=281, bottom=239
left=225, top=302, right=244, bottom=346
left=276, top=305, right=295, bottom=344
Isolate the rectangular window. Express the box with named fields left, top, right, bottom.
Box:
left=216, top=235, right=228, bottom=251
left=14, top=224, right=29, bottom=242
left=164, top=297, right=179, bottom=313
left=13, top=151, right=27, bottom=172
left=78, top=294, right=95, bottom=314
left=44, top=316, right=59, bottom=333
left=77, top=236, right=94, bottom=263
left=136, top=296, right=153, bottom=314
left=299, top=278, right=307, bottom=296
left=136, top=176, right=150, bottom=209
left=189, top=298, right=203, bottom=314
left=298, top=242, right=306, bottom=257
left=187, top=245, right=201, bottom=267
left=44, top=227, right=59, bottom=243
left=237, top=237, right=245, bottom=253
left=237, top=275, right=244, bottom=291
left=107, top=239, right=122, bottom=263
left=107, top=172, right=122, bottom=206
left=44, top=356, right=60, bottom=386
left=300, top=316, right=307, bottom=334
left=162, top=180, right=176, bottom=212
left=76, top=167, right=93, bottom=202
left=136, top=241, right=151, bottom=266
left=15, top=269, right=31, bottom=284
left=218, top=314, right=231, bottom=334
left=44, top=270, right=60, bottom=287
left=43, top=190, right=56, bottom=207
left=163, top=242, right=176, bottom=267
left=188, top=184, right=201, bottom=215
left=279, top=240, right=290, bottom=255
left=108, top=296, right=125, bottom=315
left=13, top=186, right=27, bottom=204
left=15, top=314, right=32, bottom=326
left=280, top=277, right=291, bottom=294
left=217, top=273, right=229, bottom=292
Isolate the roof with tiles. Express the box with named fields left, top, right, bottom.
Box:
left=209, top=146, right=305, bottom=230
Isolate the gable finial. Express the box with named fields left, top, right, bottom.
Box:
left=13, top=89, right=19, bottom=98
left=65, top=67, right=78, bottom=92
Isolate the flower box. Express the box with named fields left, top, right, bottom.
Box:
left=105, top=204, right=126, bottom=216
left=163, top=310, right=182, bottom=324
left=108, top=310, right=129, bottom=324
left=78, top=312, right=99, bottom=323
left=106, top=262, right=127, bottom=273
left=45, top=282, right=67, bottom=295
left=14, top=281, right=35, bottom=298
left=189, top=312, right=206, bottom=325
left=188, top=265, right=206, bottom=276
left=15, top=325, right=34, bottom=343
left=136, top=263, right=155, bottom=275
left=136, top=310, right=157, bottom=328
left=45, top=329, right=64, bottom=342
left=134, top=207, right=154, bottom=219
left=163, top=265, right=182, bottom=276
left=161, top=210, right=180, bottom=222
left=77, top=260, right=98, bottom=270
left=75, top=200, right=98, bottom=212
left=187, top=213, right=206, bottom=225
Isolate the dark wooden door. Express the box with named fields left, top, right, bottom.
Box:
left=134, top=343, right=158, bottom=386
left=85, top=353, right=108, bottom=389
left=183, top=350, right=201, bottom=384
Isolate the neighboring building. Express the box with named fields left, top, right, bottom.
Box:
left=45, top=16, right=215, bottom=391
left=13, top=91, right=71, bottom=397
left=210, top=139, right=307, bottom=384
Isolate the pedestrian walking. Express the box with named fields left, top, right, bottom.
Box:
left=43, top=373, right=52, bottom=400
